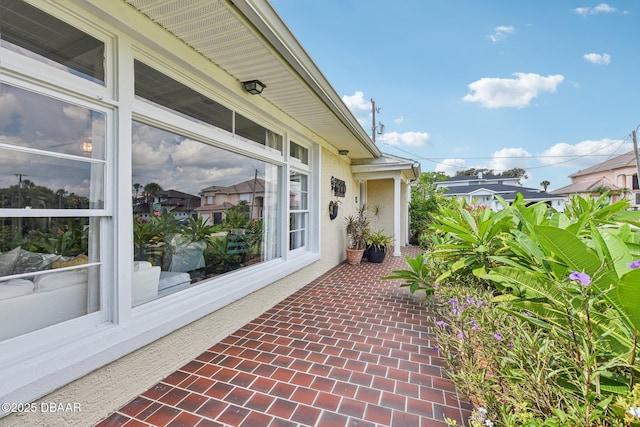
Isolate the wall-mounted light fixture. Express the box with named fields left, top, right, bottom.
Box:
left=338, top=150, right=349, bottom=156
left=242, top=80, right=266, bottom=95
left=81, top=140, right=93, bottom=154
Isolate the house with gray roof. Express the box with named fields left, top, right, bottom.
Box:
left=436, top=173, right=568, bottom=212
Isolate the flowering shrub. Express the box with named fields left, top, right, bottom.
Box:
left=399, top=193, right=640, bottom=426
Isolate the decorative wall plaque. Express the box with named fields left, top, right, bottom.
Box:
left=331, top=176, right=346, bottom=197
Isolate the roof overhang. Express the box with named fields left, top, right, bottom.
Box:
left=120, top=0, right=380, bottom=159
left=351, top=154, right=421, bottom=182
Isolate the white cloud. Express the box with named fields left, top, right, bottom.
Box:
left=463, top=73, right=564, bottom=109
left=584, top=53, right=611, bottom=65
left=539, top=139, right=633, bottom=170
left=342, top=90, right=373, bottom=129
left=489, top=25, right=515, bottom=42
left=381, top=131, right=430, bottom=147
left=489, top=147, right=532, bottom=172
left=394, top=115, right=404, bottom=125
left=574, top=3, right=616, bottom=16
left=342, top=91, right=370, bottom=113
left=63, top=105, right=90, bottom=122
left=435, top=158, right=467, bottom=176
left=0, top=92, right=20, bottom=130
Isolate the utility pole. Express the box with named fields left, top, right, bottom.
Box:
left=370, top=99, right=384, bottom=143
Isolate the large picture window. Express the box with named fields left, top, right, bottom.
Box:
left=131, top=122, right=281, bottom=305
left=0, top=83, right=105, bottom=340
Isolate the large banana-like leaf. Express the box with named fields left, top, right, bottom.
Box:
left=593, top=226, right=633, bottom=279
left=535, top=225, right=632, bottom=328
left=481, top=266, right=566, bottom=306
left=534, top=225, right=600, bottom=274
left=617, top=269, right=640, bottom=331
left=460, top=209, right=479, bottom=235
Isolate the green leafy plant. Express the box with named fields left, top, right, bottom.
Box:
left=25, top=218, right=88, bottom=256
left=365, top=229, right=394, bottom=250
left=397, top=193, right=640, bottom=425
left=345, top=204, right=370, bottom=250
left=382, top=253, right=436, bottom=295
left=179, top=215, right=221, bottom=242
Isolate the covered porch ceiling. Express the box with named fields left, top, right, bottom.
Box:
left=123, top=0, right=379, bottom=160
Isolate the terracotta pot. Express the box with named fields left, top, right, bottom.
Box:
left=345, top=248, right=365, bottom=265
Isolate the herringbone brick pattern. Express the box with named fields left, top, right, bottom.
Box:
left=96, top=247, right=471, bottom=426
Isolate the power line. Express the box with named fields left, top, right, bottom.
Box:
left=379, top=131, right=633, bottom=173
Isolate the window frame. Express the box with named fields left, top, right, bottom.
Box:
left=0, top=1, right=322, bottom=410
left=0, top=1, right=116, bottom=375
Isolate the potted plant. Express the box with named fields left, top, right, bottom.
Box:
left=344, top=204, right=370, bottom=264
left=165, top=216, right=219, bottom=272
left=365, top=230, right=394, bottom=263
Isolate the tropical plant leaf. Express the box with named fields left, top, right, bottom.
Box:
left=617, top=269, right=640, bottom=331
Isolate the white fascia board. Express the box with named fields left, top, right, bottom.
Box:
left=232, top=0, right=380, bottom=158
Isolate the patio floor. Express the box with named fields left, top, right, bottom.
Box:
left=96, top=246, right=471, bottom=426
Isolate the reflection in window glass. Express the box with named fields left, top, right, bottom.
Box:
left=290, top=142, right=309, bottom=165
left=289, top=171, right=308, bottom=250
left=0, top=0, right=105, bottom=84
left=0, top=84, right=106, bottom=159
left=134, top=60, right=233, bottom=133
left=0, top=149, right=104, bottom=209
left=0, top=216, right=101, bottom=341
left=235, top=114, right=283, bottom=153
left=132, top=122, right=281, bottom=305
left=0, top=84, right=105, bottom=209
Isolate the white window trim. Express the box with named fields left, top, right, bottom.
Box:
left=0, top=1, right=323, bottom=412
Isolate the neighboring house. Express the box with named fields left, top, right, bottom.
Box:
left=197, top=178, right=265, bottom=224
left=0, top=0, right=420, bottom=424
left=134, top=189, right=201, bottom=221
left=436, top=173, right=568, bottom=212
left=551, top=150, right=640, bottom=207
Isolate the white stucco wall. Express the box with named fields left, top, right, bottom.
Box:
left=365, top=179, right=395, bottom=240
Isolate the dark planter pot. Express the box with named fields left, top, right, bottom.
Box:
left=366, top=245, right=387, bottom=263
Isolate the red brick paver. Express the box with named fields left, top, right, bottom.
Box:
left=96, top=247, right=471, bottom=426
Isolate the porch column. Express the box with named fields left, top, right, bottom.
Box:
left=405, top=183, right=411, bottom=246
left=393, top=177, right=401, bottom=256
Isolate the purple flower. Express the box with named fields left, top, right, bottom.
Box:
left=476, top=300, right=485, bottom=307
left=457, top=332, right=464, bottom=339
left=433, top=282, right=440, bottom=289
left=494, top=332, right=503, bottom=341
left=569, top=271, right=591, bottom=286
left=506, top=343, right=514, bottom=348
left=448, top=298, right=458, bottom=306
left=471, top=320, right=481, bottom=331
left=524, top=311, right=533, bottom=317
left=465, top=297, right=476, bottom=306
left=432, top=345, right=439, bottom=352
left=436, top=320, right=447, bottom=327
left=452, top=307, right=461, bottom=315
left=627, top=260, right=640, bottom=270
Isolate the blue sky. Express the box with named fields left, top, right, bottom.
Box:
left=270, top=1, right=640, bottom=190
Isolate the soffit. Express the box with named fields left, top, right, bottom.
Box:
left=123, top=0, right=378, bottom=159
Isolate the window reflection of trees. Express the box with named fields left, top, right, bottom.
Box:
left=132, top=122, right=280, bottom=299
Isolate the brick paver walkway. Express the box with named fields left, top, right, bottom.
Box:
left=96, top=246, right=471, bottom=426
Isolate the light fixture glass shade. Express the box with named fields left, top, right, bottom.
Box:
left=242, top=80, right=266, bottom=95
left=81, top=140, right=93, bottom=153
